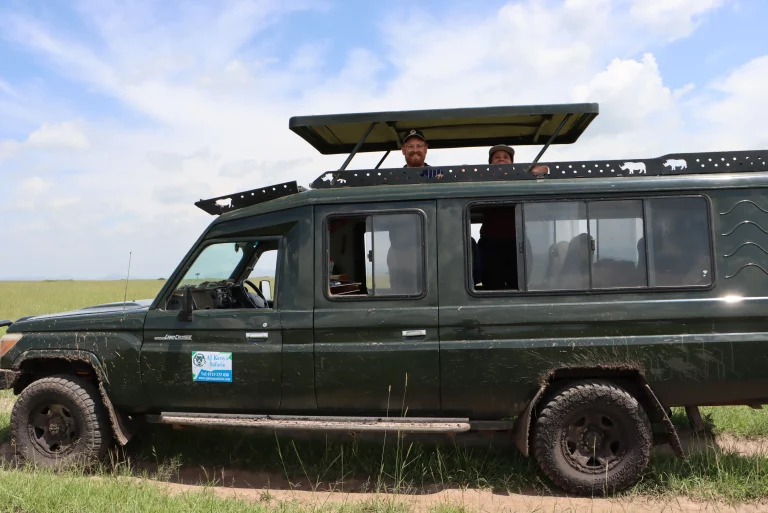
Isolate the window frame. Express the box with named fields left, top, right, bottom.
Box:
left=323, top=208, right=429, bottom=302
left=157, top=235, right=284, bottom=310
left=464, top=193, right=716, bottom=297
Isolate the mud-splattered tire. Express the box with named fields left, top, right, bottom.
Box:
left=11, top=374, right=111, bottom=467
left=532, top=381, right=652, bottom=496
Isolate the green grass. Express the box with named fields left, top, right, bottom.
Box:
left=670, top=406, right=768, bottom=438
left=0, top=466, right=413, bottom=513
left=0, top=279, right=166, bottom=338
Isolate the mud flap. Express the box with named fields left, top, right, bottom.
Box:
left=513, top=384, right=546, bottom=457
left=645, top=384, right=684, bottom=458
left=99, top=382, right=138, bottom=446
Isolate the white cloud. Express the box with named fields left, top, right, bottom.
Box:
left=629, top=0, right=728, bottom=41
left=0, top=0, right=762, bottom=279
left=17, top=176, right=52, bottom=196
left=26, top=121, right=90, bottom=150
left=698, top=56, right=768, bottom=149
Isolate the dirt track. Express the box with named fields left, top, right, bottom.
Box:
left=3, top=431, right=767, bottom=512
left=143, top=432, right=768, bottom=512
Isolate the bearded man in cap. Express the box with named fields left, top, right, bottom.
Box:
left=488, top=145, right=549, bottom=177
left=401, top=129, right=443, bottom=179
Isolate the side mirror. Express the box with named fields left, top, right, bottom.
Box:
left=259, top=280, right=273, bottom=302
left=177, top=286, right=194, bottom=322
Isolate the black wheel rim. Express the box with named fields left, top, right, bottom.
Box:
left=28, top=403, right=79, bottom=456
left=561, top=407, right=628, bottom=474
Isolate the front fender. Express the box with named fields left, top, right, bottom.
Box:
left=12, top=348, right=140, bottom=445
left=13, top=349, right=109, bottom=387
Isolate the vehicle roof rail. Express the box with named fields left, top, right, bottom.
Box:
left=311, top=150, right=768, bottom=188
left=195, top=181, right=301, bottom=215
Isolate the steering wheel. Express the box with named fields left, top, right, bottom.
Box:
left=244, top=280, right=267, bottom=302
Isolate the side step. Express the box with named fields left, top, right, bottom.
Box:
left=146, top=412, right=471, bottom=433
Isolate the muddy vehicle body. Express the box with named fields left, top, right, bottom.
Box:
left=2, top=103, right=768, bottom=495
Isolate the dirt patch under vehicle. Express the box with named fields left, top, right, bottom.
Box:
left=132, top=433, right=768, bottom=512
left=149, top=481, right=766, bottom=513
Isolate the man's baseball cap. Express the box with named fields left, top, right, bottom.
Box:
left=488, top=144, right=515, bottom=164
left=402, top=129, right=426, bottom=145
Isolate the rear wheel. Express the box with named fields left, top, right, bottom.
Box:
left=11, top=375, right=111, bottom=467
left=532, top=381, right=652, bottom=496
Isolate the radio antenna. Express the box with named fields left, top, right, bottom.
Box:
left=123, top=252, right=132, bottom=312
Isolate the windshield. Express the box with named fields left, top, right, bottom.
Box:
left=180, top=241, right=258, bottom=286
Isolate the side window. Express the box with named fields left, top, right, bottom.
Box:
left=589, top=200, right=646, bottom=289
left=473, top=196, right=711, bottom=293
left=328, top=213, right=424, bottom=297
left=168, top=239, right=279, bottom=310
left=646, top=197, right=712, bottom=286
left=469, top=205, right=520, bottom=291
left=524, top=202, right=588, bottom=291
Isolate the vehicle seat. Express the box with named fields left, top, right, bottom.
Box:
left=558, top=233, right=592, bottom=289
left=593, top=259, right=639, bottom=288
left=478, top=215, right=517, bottom=289
left=544, top=241, right=569, bottom=288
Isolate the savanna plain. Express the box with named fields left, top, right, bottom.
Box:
left=1, top=280, right=768, bottom=512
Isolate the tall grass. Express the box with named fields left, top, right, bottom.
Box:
left=0, top=279, right=166, bottom=337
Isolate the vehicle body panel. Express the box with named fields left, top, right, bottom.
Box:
left=312, top=200, right=441, bottom=414
left=2, top=306, right=147, bottom=409
left=4, top=169, right=768, bottom=418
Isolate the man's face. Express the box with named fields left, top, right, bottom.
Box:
left=402, top=138, right=427, bottom=167
left=491, top=150, right=512, bottom=164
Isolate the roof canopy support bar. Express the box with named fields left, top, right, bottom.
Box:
left=338, top=122, right=377, bottom=171
left=375, top=150, right=391, bottom=169
left=527, top=114, right=572, bottom=172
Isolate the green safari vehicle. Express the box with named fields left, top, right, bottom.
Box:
left=2, top=103, right=768, bottom=496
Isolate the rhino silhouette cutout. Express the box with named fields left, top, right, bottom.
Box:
left=663, top=159, right=687, bottom=171
left=619, top=162, right=646, bottom=175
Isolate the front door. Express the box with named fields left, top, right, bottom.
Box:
left=142, top=238, right=282, bottom=412
left=313, top=201, right=440, bottom=414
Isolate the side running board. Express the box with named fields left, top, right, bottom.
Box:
left=147, top=412, right=472, bottom=433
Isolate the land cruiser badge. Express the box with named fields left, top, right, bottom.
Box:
left=191, top=351, right=233, bottom=383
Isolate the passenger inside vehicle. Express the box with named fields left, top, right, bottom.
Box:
left=470, top=206, right=520, bottom=290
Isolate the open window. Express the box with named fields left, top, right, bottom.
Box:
left=166, top=239, right=279, bottom=311
left=328, top=213, right=424, bottom=297
left=468, top=205, right=522, bottom=291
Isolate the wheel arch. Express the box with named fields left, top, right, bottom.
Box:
left=12, top=349, right=136, bottom=445
left=513, top=366, right=683, bottom=458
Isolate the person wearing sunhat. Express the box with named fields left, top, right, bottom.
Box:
left=401, top=129, right=443, bottom=179
left=488, top=144, right=549, bottom=176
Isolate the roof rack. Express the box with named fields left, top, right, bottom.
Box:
left=291, top=103, right=599, bottom=172
left=311, top=150, right=768, bottom=189
left=195, top=181, right=300, bottom=215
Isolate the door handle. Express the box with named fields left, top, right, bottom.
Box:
left=246, top=332, right=269, bottom=340
left=402, top=329, right=427, bottom=338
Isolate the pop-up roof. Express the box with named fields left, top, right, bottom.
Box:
left=289, top=103, right=599, bottom=155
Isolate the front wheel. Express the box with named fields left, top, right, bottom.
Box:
left=11, top=375, right=112, bottom=467
left=532, top=381, right=652, bottom=496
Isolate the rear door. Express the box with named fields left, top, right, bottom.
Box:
left=313, top=200, right=440, bottom=414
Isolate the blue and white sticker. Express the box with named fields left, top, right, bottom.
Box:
left=192, top=351, right=232, bottom=382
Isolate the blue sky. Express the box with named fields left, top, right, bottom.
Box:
left=0, top=0, right=767, bottom=281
